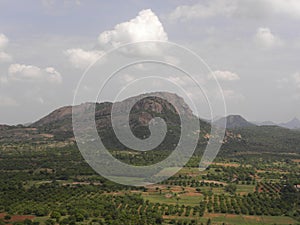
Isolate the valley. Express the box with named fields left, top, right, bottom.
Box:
left=0, top=93, right=299, bottom=225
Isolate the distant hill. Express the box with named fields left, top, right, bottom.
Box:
left=215, top=115, right=256, bottom=129
left=279, top=118, right=300, bottom=130
left=252, top=120, right=277, bottom=126
left=252, top=118, right=300, bottom=130
left=0, top=92, right=299, bottom=154
left=224, top=125, right=300, bottom=154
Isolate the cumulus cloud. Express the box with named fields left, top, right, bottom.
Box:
left=66, top=9, right=168, bottom=69
left=206, top=71, right=243, bottom=102
left=8, top=64, right=62, bottom=84
left=167, top=0, right=300, bottom=21
left=64, top=48, right=104, bottom=69
left=0, top=33, right=12, bottom=63
left=254, top=27, right=283, bottom=48
left=210, top=70, right=240, bottom=81
left=98, top=9, right=168, bottom=47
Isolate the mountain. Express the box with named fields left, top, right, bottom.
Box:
left=0, top=92, right=211, bottom=151
left=32, top=92, right=194, bottom=129
left=252, top=120, right=277, bottom=126
left=0, top=92, right=299, bottom=154
left=252, top=118, right=300, bottom=129
left=215, top=115, right=256, bottom=129
left=279, top=118, right=300, bottom=130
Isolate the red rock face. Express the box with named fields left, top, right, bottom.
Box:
left=144, top=101, right=163, bottom=113
left=138, top=112, right=153, bottom=126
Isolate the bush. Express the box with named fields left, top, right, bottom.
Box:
left=4, top=215, right=11, bottom=220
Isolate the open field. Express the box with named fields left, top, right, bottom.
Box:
left=236, top=184, right=256, bottom=194
left=142, top=192, right=203, bottom=206
left=0, top=144, right=299, bottom=225
left=164, top=213, right=299, bottom=225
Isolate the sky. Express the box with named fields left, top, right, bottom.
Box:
left=0, top=0, right=299, bottom=125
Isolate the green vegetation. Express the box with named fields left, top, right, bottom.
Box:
left=0, top=142, right=299, bottom=225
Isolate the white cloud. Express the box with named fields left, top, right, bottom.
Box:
left=254, top=27, right=283, bottom=48
left=210, top=70, right=240, bottom=81
left=0, top=96, right=18, bottom=107
left=66, top=9, right=168, bottom=69
left=168, top=75, right=205, bottom=87
left=64, top=48, right=104, bottom=69
left=168, top=0, right=236, bottom=21
left=122, top=74, right=135, bottom=83
left=44, top=67, right=62, bottom=84
left=98, top=9, right=168, bottom=47
left=8, top=64, right=62, bottom=84
left=223, top=89, right=245, bottom=101
left=0, top=51, right=12, bottom=62
left=167, top=0, right=300, bottom=21
left=0, top=34, right=12, bottom=63
left=0, top=34, right=9, bottom=49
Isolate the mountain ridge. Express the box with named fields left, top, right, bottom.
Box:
left=214, top=115, right=256, bottom=129
left=279, top=117, right=300, bottom=130
left=0, top=92, right=299, bottom=154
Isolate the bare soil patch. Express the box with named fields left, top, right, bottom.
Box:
left=0, top=213, right=35, bottom=222
left=212, top=162, right=240, bottom=167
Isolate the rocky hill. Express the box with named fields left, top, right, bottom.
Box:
left=215, top=115, right=256, bottom=129
left=0, top=92, right=299, bottom=154
left=0, top=92, right=211, bottom=150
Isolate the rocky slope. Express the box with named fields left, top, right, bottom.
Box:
left=0, top=92, right=299, bottom=154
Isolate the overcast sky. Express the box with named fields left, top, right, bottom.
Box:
left=0, top=0, right=299, bottom=125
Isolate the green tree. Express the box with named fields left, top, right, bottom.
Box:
left=44, top=219, right=55, bottom=225
left=225, top=184, right=237, bottom=195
